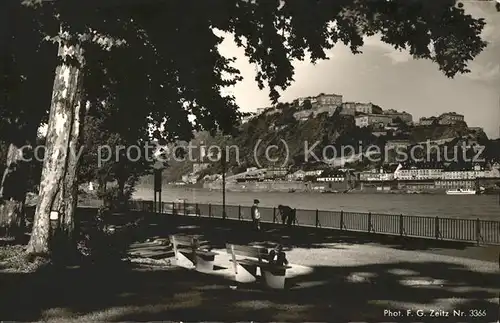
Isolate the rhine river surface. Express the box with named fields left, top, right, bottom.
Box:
left=133, top=186, right=500, bottom=221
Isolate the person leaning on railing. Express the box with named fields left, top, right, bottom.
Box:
left=278, top=204, right=295, bottom=226
left=278, top=205, right=296, bottom=226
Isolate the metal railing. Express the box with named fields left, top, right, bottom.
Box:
left=127, top=200, right=500, bottom=246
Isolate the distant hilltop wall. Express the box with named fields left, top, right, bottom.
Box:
left=203, top=180, right=347, bottom=192
left=204, top=181, right=305, bottom=192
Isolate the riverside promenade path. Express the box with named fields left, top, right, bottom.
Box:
left=114, top=213, right=499, bottom=322
left=1, top=211, right=498, bottom=322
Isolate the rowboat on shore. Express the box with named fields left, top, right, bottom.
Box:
left=321, top=190, right=339, bottom=194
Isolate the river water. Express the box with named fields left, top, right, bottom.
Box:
left=133, top=186, right=500, bottom=221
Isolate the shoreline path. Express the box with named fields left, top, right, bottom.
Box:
left=120, top=217, right=500, bottom=322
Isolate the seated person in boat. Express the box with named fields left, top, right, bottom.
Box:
left=268, top=244, right=288, bottom=266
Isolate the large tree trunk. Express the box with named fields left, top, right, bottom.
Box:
left=26, top=30, right=86, bottom=256
left=0, top=143, right=29, bottom=240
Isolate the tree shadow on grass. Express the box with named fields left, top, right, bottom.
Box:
left=0, top=259, right=498, bottom=322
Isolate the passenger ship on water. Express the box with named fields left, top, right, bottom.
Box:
left=445, top=188, right=477, bottom=195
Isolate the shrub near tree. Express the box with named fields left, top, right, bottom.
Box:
left=79, top=104, right=155, bottom=212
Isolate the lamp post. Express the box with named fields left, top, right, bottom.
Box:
left=152, top=160, right=165, bottom=213
left=221, top=149, right=227, bottom=219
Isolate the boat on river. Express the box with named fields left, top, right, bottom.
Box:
left=445, top=188, right=476, bottom=195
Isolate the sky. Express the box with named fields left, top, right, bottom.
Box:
left=217, top=1, right=500, bottom=139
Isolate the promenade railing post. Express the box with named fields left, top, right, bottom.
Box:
left=434, top=216, right=440, bottom=240
left=183, top=200, right=187, bottom=216
left=475, top=218, right=481, bottom=246
left=273, top=207, right=276, bottom=223
left=238, top=205, right=241, bottom=220
left=340, top=210, right=344, bottom=230
left=368, top=212, right=372, bottom=233
left=209, top=204, right=212, bottom=218
left=172, top=201, right=175, bottom=215
left=293, top=208, right=297, bottom=226
left=315, top=209, right=319, bottom=228
left=399, top=214, right=404, bottom=236
left=195, top=203, right=199, bottom=217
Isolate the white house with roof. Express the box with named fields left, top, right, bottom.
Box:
left=304, top=169, right=324, bottom=177
left=394, top=164, right=443, bottom=180
left=287, top=169, right=306, bottom=181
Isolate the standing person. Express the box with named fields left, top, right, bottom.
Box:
left=251, top=199, right=261, bottom=231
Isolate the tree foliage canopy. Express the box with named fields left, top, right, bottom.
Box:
left=0, top=2, right=57, bottom=144
left=7, top=0, right=490, bottom=145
